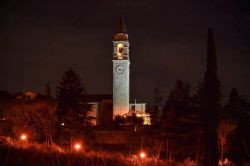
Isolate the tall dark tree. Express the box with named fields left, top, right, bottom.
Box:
left=163, top=80, right=191, bottom=115
left=201, top=28, right=222, bottom=166
left=224, top=88, right=250, bottom=163
left=150, top=87, right=163, bottom=125
left=56, top=68, right=92, bottom=144
left=161, top=80, right=203, bottom=161
left=56, top=68, right=85, bottom=116
left=226, top=88, right=242, bottom=119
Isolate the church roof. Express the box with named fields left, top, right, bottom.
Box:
left=113, top=12, right=128, bottom=41
left=82, top=94, right=112, bottom=102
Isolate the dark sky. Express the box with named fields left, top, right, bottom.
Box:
left=1, top=0, right=250, bottom=104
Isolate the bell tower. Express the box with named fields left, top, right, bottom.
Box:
left=112, top=12, right=130, bottom=118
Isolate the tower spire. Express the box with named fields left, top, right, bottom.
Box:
left=116, top=11, right=127, bottom=34
left=114, top=11, right=128, bottom=41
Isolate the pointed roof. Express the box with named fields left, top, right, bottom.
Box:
left=115, top=12, right=127, bottom=34
left=113, top=12, right=128, bottom=41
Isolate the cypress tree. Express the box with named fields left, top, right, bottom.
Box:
left=202, top=28, right=222, bottom=166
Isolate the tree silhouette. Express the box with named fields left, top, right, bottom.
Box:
left=56, top=68, right=85, bottom=116
left=201, top=28, right=222, bottom=166
left=56, top=68, right=93, bottom=145
left=161, top=80, right=204, bottom=161
left=164, top=80, right=191, bottom=115
left=225, top=88, right=244, bottom=119
left=224, top=88, right=250, bottom=163
left=150, top=87, right=163, bottom=125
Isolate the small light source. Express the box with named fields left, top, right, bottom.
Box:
left=20, top=134, right=27, bottom=141
left=61, top=122, right=64, bottom=126
left=74, top=143, right=82, bottom=151
left=139, top=152, right=146, bottom=159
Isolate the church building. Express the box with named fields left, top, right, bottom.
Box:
left=88, top=13, right=150, bottom=125
left=112, top=13, right=130, bottom=117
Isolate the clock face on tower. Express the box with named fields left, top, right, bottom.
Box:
left=115, top=65, right=124, bottom=74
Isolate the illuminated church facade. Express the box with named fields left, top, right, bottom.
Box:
left=87, top=13, right=150, bottom=125
left=112, top=13, right=130, bottom=117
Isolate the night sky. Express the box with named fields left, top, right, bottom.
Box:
left=1, top=0, right=250, bottom=104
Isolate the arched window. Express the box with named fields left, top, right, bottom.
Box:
left=117, top=43, right=124, bottom=59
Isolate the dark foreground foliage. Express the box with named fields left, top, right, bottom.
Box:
left=0, top=145, right=130, bottom=166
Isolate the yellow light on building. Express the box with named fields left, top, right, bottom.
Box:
left=117, top=43, right=124, bottom=59
left=135, top=112, right=151, bottom=125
